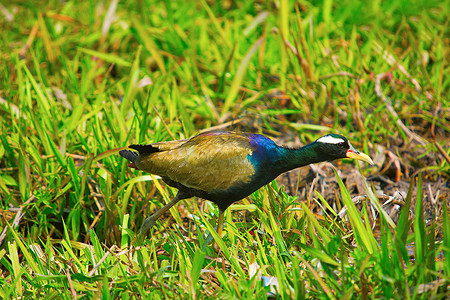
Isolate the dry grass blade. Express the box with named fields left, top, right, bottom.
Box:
left=374, top=73, right=426, bottom=146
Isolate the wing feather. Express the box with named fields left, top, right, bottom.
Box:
left=136, top=132, right=255, bottom=192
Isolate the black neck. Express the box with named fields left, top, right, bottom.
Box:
left=277, top=142, right=326, bottom=173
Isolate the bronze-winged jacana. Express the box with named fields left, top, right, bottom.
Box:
left=119, top=131, right=373, bottom=237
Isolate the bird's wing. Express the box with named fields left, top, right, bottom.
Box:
left=136, top=132, right=256, bottom=192
left=150, top=139, right=189, bottom=151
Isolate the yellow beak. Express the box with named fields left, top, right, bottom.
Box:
left=346, top=149, right=374, bottom=165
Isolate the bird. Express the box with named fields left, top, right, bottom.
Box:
left=119, top=130, right=373, bottom=237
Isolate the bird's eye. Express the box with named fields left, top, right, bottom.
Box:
left=333, top=140, right=348, bottom=150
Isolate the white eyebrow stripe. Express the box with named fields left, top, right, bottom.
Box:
left=317, top=136, right=345, bottom=144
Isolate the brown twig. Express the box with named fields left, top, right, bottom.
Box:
left=0, top=195, right=36, bottom=246
left=374, top=73, right=427, bottom=146
left=434, top=141, right=450, bottom=164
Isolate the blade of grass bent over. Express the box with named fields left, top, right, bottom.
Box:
left=334, top=169, right=376, bottom=254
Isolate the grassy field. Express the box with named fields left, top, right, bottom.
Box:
left=0, top=0, right=449, bottom=298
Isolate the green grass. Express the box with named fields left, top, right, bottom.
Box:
left=0, top=0, right=449, bottom=298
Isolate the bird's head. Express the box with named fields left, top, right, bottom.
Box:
left=315, top=134, right=374, bottom=165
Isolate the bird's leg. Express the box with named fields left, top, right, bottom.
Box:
left=139, top=194, right=181, bottom=237
left=204, top=209, right=226, bottom=250
left=216, top=210, right=225, bottom=237
left=213, top=210, right=226, bottom=254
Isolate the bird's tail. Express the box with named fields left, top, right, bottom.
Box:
left=119, top=149, right=138, bottom=163
left=120, top=144, right=159, bottom=169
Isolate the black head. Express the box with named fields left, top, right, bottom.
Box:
left=315, top=134, right=373, bottom=164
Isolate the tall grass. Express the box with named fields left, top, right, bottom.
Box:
left=0, top=0, right=448, bottom=298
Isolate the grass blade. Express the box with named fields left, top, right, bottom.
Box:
left=334, top=169, right=376, bottom=254
left=221, top=37, right=265, bottom=118
left=444, top=196, right=450, bottom=277
left=414, top=173, right=425, bottom=265
left=79, top=48, right=131, bottom=67
left=397, top=176, right=415, bottom=243
left=190, top=248, right=205, bottom=287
